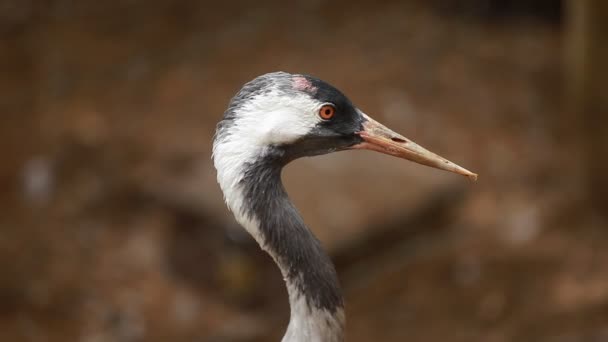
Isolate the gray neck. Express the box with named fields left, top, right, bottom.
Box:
left=239, top=154, right=345, bottom=342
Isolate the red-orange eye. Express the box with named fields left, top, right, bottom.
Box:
left=319, top=105, right=335, bottom=120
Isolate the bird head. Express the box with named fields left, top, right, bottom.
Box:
left=213, top=71, right=476, bottom=181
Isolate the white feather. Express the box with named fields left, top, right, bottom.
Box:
left=283, top=281, right=345, bottom=342
left=235, top=88, right=323, bottom=146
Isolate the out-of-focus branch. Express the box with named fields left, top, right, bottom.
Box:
left=566, top=0, right=608, bottom=216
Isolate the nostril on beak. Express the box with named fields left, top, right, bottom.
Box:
left=391, top=137, right=407, bottom=143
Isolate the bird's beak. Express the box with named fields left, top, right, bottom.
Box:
left=352, top=113, right=478, bottom=181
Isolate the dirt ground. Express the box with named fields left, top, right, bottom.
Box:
left=1, top=1, right=607, bottom=341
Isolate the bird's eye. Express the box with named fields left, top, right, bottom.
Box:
left=319, top=105, right=336, bottom=120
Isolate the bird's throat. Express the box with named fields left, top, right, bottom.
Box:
left=236, top=154, right=345, bottom=341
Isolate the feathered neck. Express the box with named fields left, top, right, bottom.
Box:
left=214, top=147, right=345, bottom=342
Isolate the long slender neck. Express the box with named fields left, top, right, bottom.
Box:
left=221, top=154, right=345, bottom=342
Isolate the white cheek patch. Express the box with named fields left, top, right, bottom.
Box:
left=239, top=91, right=323, bottom=146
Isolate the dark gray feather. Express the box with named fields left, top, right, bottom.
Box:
left=240, top=149, right=344, bottom=312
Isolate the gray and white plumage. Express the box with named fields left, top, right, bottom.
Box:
left=212, top=72, right=477, bottom=342
left=214, top=72, right=358, bottom=341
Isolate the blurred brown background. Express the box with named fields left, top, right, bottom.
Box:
left=1, top=0, right=607, bottom=341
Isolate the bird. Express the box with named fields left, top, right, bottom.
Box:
left=212, top=72, right=477, bottom=342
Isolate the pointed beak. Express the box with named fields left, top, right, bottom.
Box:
left=352, top=113, right=478, bottom=181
